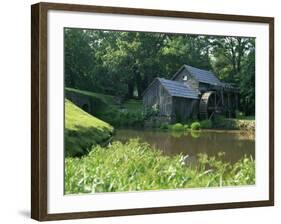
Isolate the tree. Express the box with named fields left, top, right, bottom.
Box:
left=64, top=29, right=255, bottom=115
left=211, top=36, right=253, bottom=83
left=64, top=29, right=94, bottom=89
left=239, top=42, right=255, bottom=115
left=210, top=36, right=255, bottom=115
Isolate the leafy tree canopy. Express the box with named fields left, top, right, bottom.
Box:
left=64, top=28, right=255, bottom=115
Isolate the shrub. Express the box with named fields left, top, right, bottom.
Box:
left=172, top=123, right=184, bottom=131
left=235, top=110, right=245, bottom=119
left=183, top=124, right=189, bottom=130
left=212, top=115, right=236, bottom=130
left=191, top=121, right=201, bottom=130
left=144, top=106, right=159, bottom=119
left=167, top=125, right=173, bottom=130
left=160, top=123, right=169, bottom=130
left=213, top=115, right=225, bottom=123
left=102, top=109, right=145, bottom=128
left=200, top=120, right=212, bottom=129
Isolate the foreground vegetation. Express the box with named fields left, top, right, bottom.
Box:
left=65, top=139, right=255, bottom=194
left=65, top=99, right=113, bottom=157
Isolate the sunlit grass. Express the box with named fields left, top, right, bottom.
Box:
left=65, top=87, right=143, bottom=113
left=65, top=88, right=144, bottom=127
left=65, top=139, right=255, bottom=194
left=65, top=99, right=113, bottom=157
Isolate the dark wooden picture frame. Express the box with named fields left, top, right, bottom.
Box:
left=31, top=2, right=274, bottom=221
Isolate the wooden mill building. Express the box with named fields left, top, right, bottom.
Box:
left=142, top=64, right=239, bottom=122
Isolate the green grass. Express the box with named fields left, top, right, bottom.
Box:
left=65, top=88, right=144, bottom=127
left=65, top=99, right=113, bottom=157
left=65, top=139, right=255, bottom=194
left=65, top=87, right=143, bottom=113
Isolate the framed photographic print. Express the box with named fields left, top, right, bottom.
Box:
left=31, top=2, right=274, bottom=221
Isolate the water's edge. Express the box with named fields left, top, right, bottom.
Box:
left=114, top=128, right=255, bottom=164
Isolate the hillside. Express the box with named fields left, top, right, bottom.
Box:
left=65, top=88, right=144, bottom=127
left=65, top=99, right=113, bottom=157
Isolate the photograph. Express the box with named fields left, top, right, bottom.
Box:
left=64, top=28, right=256, bottom=195
left=0, top=0, right=277, bottom=222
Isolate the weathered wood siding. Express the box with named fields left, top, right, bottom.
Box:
left=174, top=68, right=199, bottom=89
left=143, top=81, right=158, bottom=108
left=143, top=80, right=173, bottom=117
left=172, top=97, right=199, bottom=121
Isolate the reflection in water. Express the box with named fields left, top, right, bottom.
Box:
left=114, top=129, right=255, bottom=164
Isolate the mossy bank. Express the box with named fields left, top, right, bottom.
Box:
left=65, top=88, right=144, bottom=127
left=65, top=99, right=113, bottom=157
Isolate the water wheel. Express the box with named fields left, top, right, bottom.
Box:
left=199, top=91, right=217, bottom=120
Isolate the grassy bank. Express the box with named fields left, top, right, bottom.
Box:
left=65, top=99, right=113, bottom=157
left=65, top=88, right=144, bottom=127
left=65, top=139, right=255, bottom=194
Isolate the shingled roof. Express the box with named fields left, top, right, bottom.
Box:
left=173, top=64, right=222, bottom=86
left=157, top=78, right=199, bottom=99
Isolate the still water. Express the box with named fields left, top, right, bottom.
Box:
left=114, top=129, right=255, bottom=164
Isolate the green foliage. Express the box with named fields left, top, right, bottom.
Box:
left=172, top=123, right=184, bottom=131
left=65, top=139, right=255, bottom=194
left=239, top=48, right=255, bottom=115
left=183, top=124, right=189, bottom=130
left=160, top=123, right=169, bottom=130
left=191, top=122, right=201, bottom=130
left=65, top=28, right=255, bottom=115
left=100, top=109, right=145, bottom=128
left=66, top=88, right=144, bottom=128
left=231, top=155, right=255, bottom=185
left=196, top=152, right=255, bottom=187
left=143, top=105, right=159, bottom=119
left=213, top=115, right=255, bottom=131
left=65, top=99, right=113, bottom=157
left=210, top=37, right=255, bottom=115
left=215, top=118, right=237, bottom=130
left=200, top=120, right=212, bottom=129
left=64, top=29, right=95, bottom=89
left=235, top=110, right=245, bottom=119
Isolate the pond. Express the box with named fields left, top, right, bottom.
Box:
left=114, top=129, right=255, bottom=164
